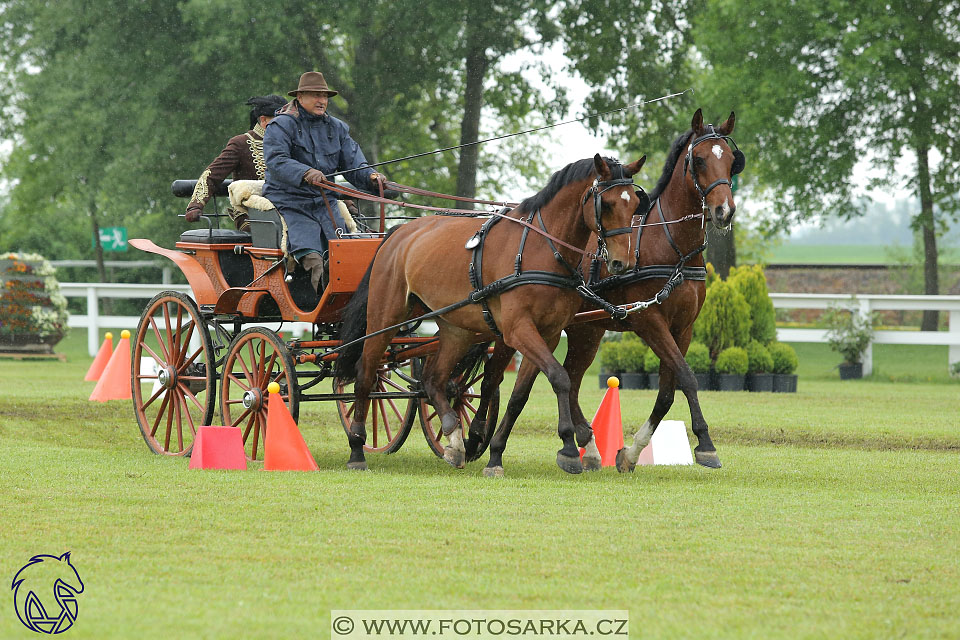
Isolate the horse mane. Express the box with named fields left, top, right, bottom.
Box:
left=517, top=156, right=622, bottom=214
left=647, top=129, right=694, bottom=204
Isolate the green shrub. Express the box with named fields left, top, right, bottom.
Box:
left=715, top=346, right=749, bottom=375
left=685, top=342, right=711, bottom=373
left=768, top=342, right=799, bottom=374
left=618, top=340, right=648, bottom=373
left=729, top=264, right=777, bottom=344
left=643, top=348, right=661, bottom=373
left=745, top=340, right=774, bottom=374
left=692, top=278, right=752, bottom=358
left=820, top=301, right=877, bottom=364
left=598, top=341, right=621, bottom=372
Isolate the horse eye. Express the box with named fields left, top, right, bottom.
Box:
left=694, top=156, right=707, bottom=168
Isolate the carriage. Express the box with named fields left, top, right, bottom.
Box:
left=129, top=178, right=501, bottom=462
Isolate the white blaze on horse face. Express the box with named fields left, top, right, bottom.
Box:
left=712, top=144, right=724, bottom=160
left=620, top=191, right=631, bottom=203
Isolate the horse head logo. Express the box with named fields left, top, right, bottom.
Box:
left=11, top=552, right=84, bottom=634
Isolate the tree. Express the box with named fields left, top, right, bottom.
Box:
left=694, top=0, right=960, bottom=328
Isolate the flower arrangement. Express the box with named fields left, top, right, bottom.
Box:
left=0, top=252, right=69, bottom=350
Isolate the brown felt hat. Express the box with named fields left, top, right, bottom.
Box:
left=288, top=71, right=338, bottom=97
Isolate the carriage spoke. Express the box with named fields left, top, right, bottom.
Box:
left=464, top=372, right=484, bottom=389
left=141, top=386, right=165, bottom=410
left=163, top=395, right=174, bottom=451
left=245, top=341, right=258, bottom=383
left=386, top=397, right=403, bottom=423
left=227, top=407, right=252, bottom=429
left=173, top=392, right=185, bottom=452
left=162, top=304, right=173, bottom=359
left=227, top=373, right=251, bottom=392
left=176, top=322, right=195, bottom=367
left=461, top=398, right=479, bottom=417
left=265, top=350, right=278, bottom=381
left=173, top=305, right=184, bottom=363
left=250, top=412, right=263, bottom=460
left=234, top=352, right=253, bottom=385
left=150, top=392, right=171, bottom=437
left=140, top=342, right=165, bottom=368
left=381, top=374, right=408, bottom=393
left=178, top=383, right=205, bottom=412
left=179, top=343, right=204, bottom=373
left=258, top=340, right=267, bottom=382
left=372, top=400, right=381, bottom=448
left=148, top=318, right=170, bottom=362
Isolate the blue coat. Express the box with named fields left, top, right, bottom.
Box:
left=262, top=102, right=376, bottom=255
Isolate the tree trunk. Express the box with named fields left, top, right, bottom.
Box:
left=916, top=144, right=939, bottom=330
left=706, top=226, right=736, bottom=279
left=90, top=200, right=111, bottom=315
left=455, top=22, right=489, bottom=208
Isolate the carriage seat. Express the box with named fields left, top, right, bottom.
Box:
left=178, top=228, right=251, bottom=244
left=246, top=208, right=286, bottom=250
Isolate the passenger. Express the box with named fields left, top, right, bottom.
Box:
left=185, top=95, right=287, bottom=229
left=263, top=71, right=384, bottom=292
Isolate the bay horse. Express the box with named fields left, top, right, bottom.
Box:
left=335, top=154, right=646, bottom=473
left=482, top=109, right=743, bottom=476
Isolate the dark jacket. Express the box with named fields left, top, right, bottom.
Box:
left=187, top=123, right=266, bottom=215
left=262, top=100, right=375, bottom=254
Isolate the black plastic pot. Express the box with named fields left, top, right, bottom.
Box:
left=694, top=372, right=712, bottom=391
left=620, top=372, right=647, bottom=389
left=772, top=374, right=798, bottom=392
left=716, top=373, right=745, bottom=391
left=599, top=372, right=623, bottom=388
left=647, top=373, right=660, bottom=390
left=838, top=362, right=863, bottom=380
left=746, top=372, right=774, bottom=392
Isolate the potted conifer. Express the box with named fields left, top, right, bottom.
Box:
left=644, top=348, right=660, bottom=390
left=714, top=346, right=748, bottom=391
left=745, top=340, right=775, bottom=392
left=685, top=341, right=713, bottom=390
left=597, top=339, right=622, bottom=388
left=619, top=336, right=648, bottom=389
left=768, top=342, right=799, bottom=392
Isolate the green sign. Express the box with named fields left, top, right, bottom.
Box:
left=731, top=174, right=739, bottom=193
left=94, top=226, right=128, bottom=252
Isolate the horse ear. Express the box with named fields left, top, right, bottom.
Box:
left=718, top=111, right=736, bottom=136
left=624, top=155, right=646, bottom=175
left=691, top=108, right=704, bottom=134
left=593, top=154, right=611, bottom=180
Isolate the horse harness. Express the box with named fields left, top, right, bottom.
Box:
left=466, top=172, right=641, bottom=337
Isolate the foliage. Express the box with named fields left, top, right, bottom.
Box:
left=692, top=278, right=752, bottom=359
left=684, top=342, right=711, bottom=374
left=820, top=301, right=878, bottom=364
left=643, top=348, right=661, bottom=374
left=745, top=340, right=774, bottom=374
left=0, top=252, right=69, bottom=342
left=704, top=262, right=719, bottom=288
left=728, top=264, right=777, bottom=344
left=767, top=342, right=799, bottom=375
left=617, top=338, right=649, bottom=374
left=951, top=361, right=960, bottom=379
left=715, top=346, right=749, bottom=375
left=597, top=340, right=620, bottom=373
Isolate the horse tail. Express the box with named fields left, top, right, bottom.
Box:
left=334, top=226, right=401, bottom=382
left=450, top=341, right=491, bottom=385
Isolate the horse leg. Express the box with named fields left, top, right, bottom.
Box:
left=483, top=354, right=539, bottom=478
left=504, top=323, right=581, bottom=474
left=561, top=323, right=607, bottom=471
left=672, top=327, right=720, bottom=468
left=348, top=331, right=398, bottom=470
left=464, top=341, right=514, bottom=460
left=615, top=319, right=677, bottom=473
left=420, top=326, right=475, bottom=469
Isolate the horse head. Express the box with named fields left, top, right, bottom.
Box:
left=686, top=108, right=741, bottom=229
left=588, top=154, right=646, bottom=275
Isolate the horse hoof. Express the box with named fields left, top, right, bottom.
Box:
left=443, top=447, right=465, bottom=469
left=482, top=466, right=505, bottom=478
left=615, top=448, right=635, bottom=473
left=582, top=455, right=602, bottom=472
left=346, top=461, right=368, bottom=471
left=556, top=453, right=583, bottom=475
left=695, top=450, right=722, bottom=469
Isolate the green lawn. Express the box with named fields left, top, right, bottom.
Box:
left=1, top=331, right=958, bottom=639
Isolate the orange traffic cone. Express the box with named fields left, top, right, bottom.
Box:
left=580, top=376, right=624, bottom=467
left=84, top=332, right=114, bottom=381
left=89, top=330, right=132, bottom=402
left=263, top=382, right=318, bottom=471
left=189, top=426, right=247, bottom=470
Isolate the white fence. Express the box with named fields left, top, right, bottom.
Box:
left=61, top=283, right=960, bottom=373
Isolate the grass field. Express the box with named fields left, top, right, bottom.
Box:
left=767, top=242, right=960, bottom=265
left=2, top=332, right=959, bottom=639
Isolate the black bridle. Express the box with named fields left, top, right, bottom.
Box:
left=683, top=125, right=746, bottom=210
left=582, top=164, right=650, bottom=263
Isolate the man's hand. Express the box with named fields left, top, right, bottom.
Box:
left=369, top=172, right=384, bottom=185
left=303, top=168, right=326, bottom=186
left=185, top=204, right=203, bottom=222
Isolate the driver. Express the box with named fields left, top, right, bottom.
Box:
left=263, top=71, right=384, bottom=292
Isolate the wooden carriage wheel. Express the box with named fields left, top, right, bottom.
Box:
left=334, top=360, right=419, bottom=454
left=419, top=356, right=500, bottom=462
left=219, top=327, right=299, bottom=461
left=132, top=291, right=216, bottom=456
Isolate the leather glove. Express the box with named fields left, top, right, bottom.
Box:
left=185, top=204, right=203, bottom=222
left=369, top=172, right=384, bottom=187
left=344, top=199, right=360, bottom=216
left=303, top=168, right=326, bottom=186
